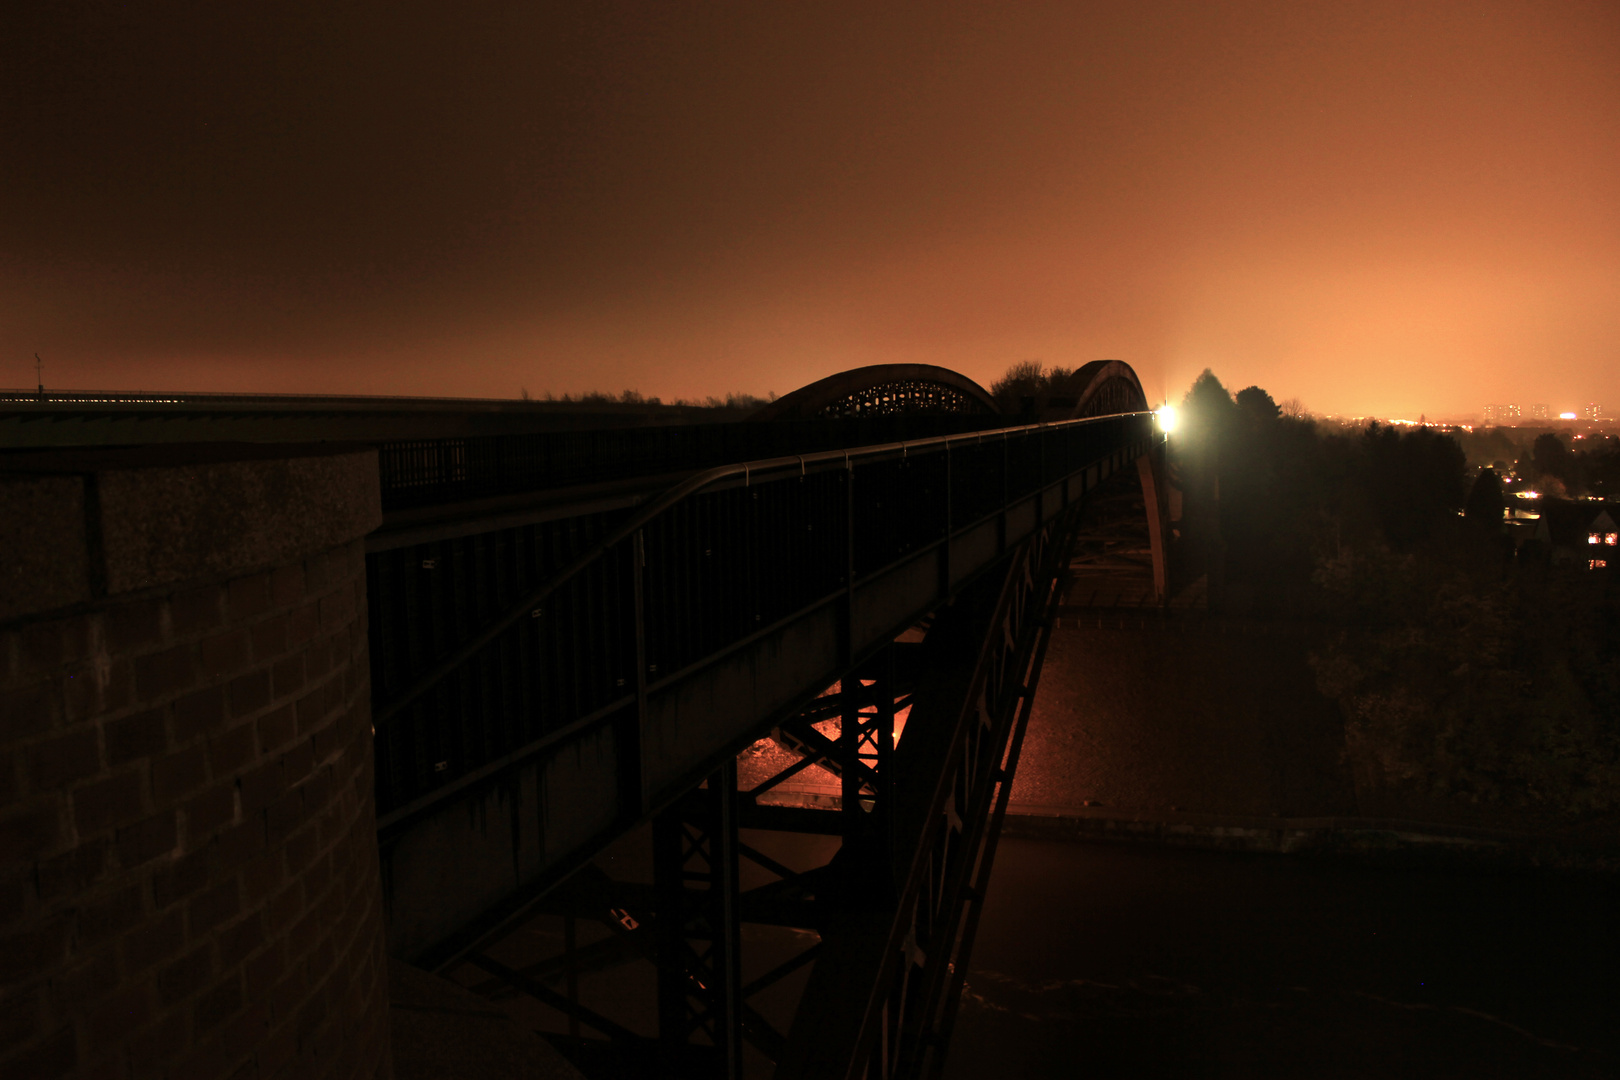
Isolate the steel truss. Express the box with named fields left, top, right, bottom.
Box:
left=457, top=502, right=1078, bottom=1080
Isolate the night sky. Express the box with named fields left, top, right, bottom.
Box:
left=4, top=2, right=1616, bottom=416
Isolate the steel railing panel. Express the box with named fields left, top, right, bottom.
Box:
left=369, top=413, right=1151, bottom=821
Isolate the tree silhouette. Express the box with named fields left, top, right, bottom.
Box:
left=1531, top=432, right=1576, bottom=490
left=989, top=361, right=1075, bottom=414
left=1464, top=468, right=1505, bottom=529
left=1234, top=385, right=1281, bottom=425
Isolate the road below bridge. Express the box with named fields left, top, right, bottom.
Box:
left=947, top=837, right=1620, bottom=1079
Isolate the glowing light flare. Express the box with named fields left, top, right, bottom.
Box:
left=1561, top=412, right=1579, bottom=420
left=1155, top=405, right=1179, bottom=434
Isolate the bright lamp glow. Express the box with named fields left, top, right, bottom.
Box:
left=1155, top=405, right=1178, bottom=434
left=1560, top=412, right=1578, bottom=420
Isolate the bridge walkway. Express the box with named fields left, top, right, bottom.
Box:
left=365, top=397, right=1158, bottom=1077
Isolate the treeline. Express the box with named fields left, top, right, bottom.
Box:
left=1175, top=370, right=1619, bottom=815
left=1448, top=425, right=1620, bottom=498
left=517, top=387, right=777, bottom=412
left=1514, top=432, right=1620, bottom=498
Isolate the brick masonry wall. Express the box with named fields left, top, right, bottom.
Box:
left=1, top=537, right=393, bottom=1080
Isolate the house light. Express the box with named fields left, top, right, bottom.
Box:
left=1609, top=533, right=1618, bottom=545
left=1592, top=559, right=1609, bottom=570
left=1592, top=534, right=1604, bottom=544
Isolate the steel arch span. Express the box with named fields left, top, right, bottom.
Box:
left=1062, top=359, right=1151, bottom=419
left=748, top=364, right=1001, bottom=421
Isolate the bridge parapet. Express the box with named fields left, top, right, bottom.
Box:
left=0, top=444, right=391, bottom=1080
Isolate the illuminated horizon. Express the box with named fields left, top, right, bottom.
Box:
left=2, top=2, right=1615, bottom=419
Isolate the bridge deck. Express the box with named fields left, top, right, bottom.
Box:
left=366, top=413, right=1155, bottom=973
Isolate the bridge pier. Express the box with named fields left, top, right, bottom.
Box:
left=653, top=761, right=744, bottom=1078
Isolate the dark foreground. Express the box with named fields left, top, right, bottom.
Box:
left=946, top=838, right=1620, bottom=1079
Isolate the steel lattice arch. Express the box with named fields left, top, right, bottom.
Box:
left=748, top=364, right=1001, bottom=421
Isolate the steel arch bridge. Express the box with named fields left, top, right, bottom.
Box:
left=1063, top=359, right=1151, bottom=419
left=362, top=362, right=1159, bottom=1079
left=746, top=365, right=1000, bottom=421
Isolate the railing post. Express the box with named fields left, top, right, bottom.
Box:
left=842, top=458, right=856, bottom=666
left=996, top=435, right=1009, bottom=556
left=622, top=529, right=648, bottom=821
left=940, top=443, right=953, bottom=597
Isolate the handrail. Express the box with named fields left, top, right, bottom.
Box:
left=371, top=410, right=1152, bottom=727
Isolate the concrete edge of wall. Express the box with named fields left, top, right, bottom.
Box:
left=1001, top=806, right=1620, bottom=874
left=1, top=443, right=381, bottom=625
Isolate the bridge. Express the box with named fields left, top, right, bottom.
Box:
left=0, top=362, right=1164, bottom=1080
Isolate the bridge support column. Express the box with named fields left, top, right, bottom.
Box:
left=653, top=761, right=743, bottom=1079
left=779, top=509, right=1074, bottom=1080
left=835, top=650, right=899, bottom=907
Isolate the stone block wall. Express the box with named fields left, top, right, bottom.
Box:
left=0, top=445, right=392, bottom=1080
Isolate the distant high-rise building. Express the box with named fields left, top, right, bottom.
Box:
left=1584, top=403, right=1605, bottom=420
left=1484, top=403, right=1521, bottom=423
left=1530, top=403, right=1549, bottom=420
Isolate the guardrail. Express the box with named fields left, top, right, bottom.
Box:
left=367, top=411, right=1154, bottom=822
left=374, top=411, right=997, bottom=510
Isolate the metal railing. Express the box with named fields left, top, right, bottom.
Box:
left=367, top=411, right=1153, bottom=820
left=375, top=412, right=999, bottom=510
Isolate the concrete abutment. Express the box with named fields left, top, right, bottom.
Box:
left=1, top=445, right=393, bottom=1080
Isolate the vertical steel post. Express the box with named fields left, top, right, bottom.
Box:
left=843, top=459, right=856, bottom=666
left=715, top=760, right=743, bottom=1080
left=564, top=899, right=580, bottom=1043
left=940, top=443, right=953, bottom=597
left=621, top=529, right=647, bottom=821
left=653, top=763, right=743, bottom=1079
left=652, top=803, right=688, bottom=1064
left=873, top=647, right=897, bottom=876
left=840, top=668, right=864, bottom=845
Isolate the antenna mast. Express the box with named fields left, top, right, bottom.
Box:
left=35, top=353, right=44, bottom=401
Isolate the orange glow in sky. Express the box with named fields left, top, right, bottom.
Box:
left=2, top=2, right=1616, bottom=417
